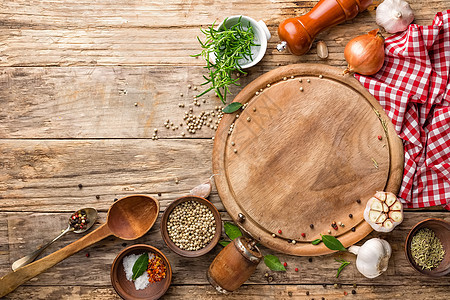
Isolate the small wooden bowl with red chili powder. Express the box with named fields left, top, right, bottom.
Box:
left=111, top=244, right=172, bottom=300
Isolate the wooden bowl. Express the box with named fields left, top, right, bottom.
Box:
left=160, top=195, right=222, bottom=257
left=111, top=244, right=172, bottom=300
left=405, top=218, right=450, bottom=276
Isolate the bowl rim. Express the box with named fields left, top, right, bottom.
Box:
left=110, top=244, right=172, bottom=300
left=160, top=195, right=222, bottom=257
left=404, top=217, right=450, bottom=277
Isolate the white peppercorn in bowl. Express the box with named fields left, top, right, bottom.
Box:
left=161, top=196, right=222, bottom=257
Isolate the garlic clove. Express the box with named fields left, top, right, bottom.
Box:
left=369, top=210, right=382, bottom=222
left=375, top=213, right=387, bottom=224
left=383, top=219, right=394, bottom=230
left=385, top=193, right=397, bottom=206
left=375, top=191, right=386, bottom=202
left=364, top=191, right=404, bottom=232
left=189, top=176, right=214, bottom=198
left=388, top=211, right=403, bottom=222
left=390, top=200, right=403, bottom=211
left=370, top=198, right=383, bottom=211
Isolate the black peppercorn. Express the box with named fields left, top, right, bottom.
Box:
left=78, top=184, right=83, bottom=189
left=114, top=198, right=118, bottom=202
left=308, top=257, right=313, bottom=263
left=351, top=227, right=356, bottom=232
left=356, top=199, right=361, bottom=204
left=310, top=224, right=314, bottom=229
left=306, top=291, right=309, bottom=295
left=288, top=291, right=293, bottom=297
left=352, top=290, right=356, bottom=294
left=322, top=284, right=327, bottom=288
left=122, top=243, right=127, bottom=247
left=349, top=214, right=353, bottom=218
left=158, top=192, right=162, bottom=197
left=322, top=298, right=325, bottom=300
left=95, top=195, right=100, bottom=199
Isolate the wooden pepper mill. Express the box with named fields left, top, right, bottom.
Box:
left=207, top=236, right=262, bottom=293
left=277, top=0, right=373, bottom=55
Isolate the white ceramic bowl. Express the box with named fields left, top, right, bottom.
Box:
left=216, top=15, right=271, bottom=69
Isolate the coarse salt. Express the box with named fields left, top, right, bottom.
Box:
left=122, top=252, right=155, bottom=290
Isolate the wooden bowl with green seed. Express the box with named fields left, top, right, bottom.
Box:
left=161, top=195, right=222, bottom=258
left=405, top=218, right=450, bottom=276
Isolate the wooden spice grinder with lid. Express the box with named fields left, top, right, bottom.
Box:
left=207, top=236, right=262, bottom=293
left=277, top=0, right=373, bottom=55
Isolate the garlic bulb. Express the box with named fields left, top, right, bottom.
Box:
left=364, top=191, right=403, bottom=232
left=376, top=0, right=414, bottom=33
left=348, top=238, right=392, bottom=278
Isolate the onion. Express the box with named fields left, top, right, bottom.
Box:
left=343, top=29, right=385, bottom=76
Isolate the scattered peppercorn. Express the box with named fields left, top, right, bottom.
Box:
left=114, top=198, right=118, bottom=202
left=288, top=291, right=293, bottom=297
left=378, top=135, right=382, bottom=140
left=344, top=291, right=348, bottom=296
left=268, top=276, right=273, bottom=282
left=352, top=290, right=356, bottom=294
left=158, top=193, right=162, bottom=197
left=264, top=273, right=269, bottom=277
left=278, top=229, right=282, bottom=234
left=308, top=258, right=313, bottom=263
left=351, top=227, right=356, bottom=232
left=295, top=268, right=298, bottom=272
left=349, top=214, right=353, bottom=218
left=78, top=184, right=83, bottom=189
left=122, top=243, right=127, bottom=247
left=322, top=298, right=325, bottom=300
left=334, top=284, right=338, bottom=288
left=95, top=195, right=100, bottom=199
left=284, top=262, right=288, bottom=267
left=322, top=284, right=327, bottom=288
left=353, top=284, right=357, bottom=288
left=85, top=253, right=90, bottom=257
left=356, top=199, right=361, bottom=204
left=310, top=224, right=314, bottom=229
left=301, top=233, right=306, bottom=237
left=306, top=291, right=310, bottom=295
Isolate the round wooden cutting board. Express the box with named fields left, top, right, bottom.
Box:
left=212, top=64, right=404, bottom=256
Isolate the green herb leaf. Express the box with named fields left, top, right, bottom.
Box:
left=222, top=102, right=243, bottom=113
left=219, top=240, right=231, bottom=247
left=194, top=17, right=258, bottom=103
left=224, top=222, right=243, bottom=240
left=335, top=258, right=350, bottom=278
left=264, top=255, right=286, bottom=271
left=320, top=235, right=347, bottom=252
left=312, top=239, right=322, bottom=245
left=132, top=253, right=149, bottom=281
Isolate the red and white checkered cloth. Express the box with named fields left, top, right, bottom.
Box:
left=355, top=10, right=450, bottom=210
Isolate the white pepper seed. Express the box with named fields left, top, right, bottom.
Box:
left=300, top=87, right=304, bottom=92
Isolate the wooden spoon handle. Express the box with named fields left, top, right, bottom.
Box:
left=0, top=223, right=112, bottom=297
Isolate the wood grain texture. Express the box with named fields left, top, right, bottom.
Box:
left=1, top=0, right=448, bottom=298
left=0, top=139, right=218, bottom=212
left=213, top=64, right=404, bottom=255
left=0, top=1, right=447, bottom=67
left=0, top=211, right=449, bottom=296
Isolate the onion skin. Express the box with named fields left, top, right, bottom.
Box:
left=344, top=29, right=385, bottom=75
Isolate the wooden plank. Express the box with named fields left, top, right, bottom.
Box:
left=0, top=1, right=445, bottom=67
left=3, top=284, right=450, bottom=300
left=0, top=66, right=244, bottom=139
left=0, top=211, right=449, bottom=290
left=0, top=139, right=220, bottom=212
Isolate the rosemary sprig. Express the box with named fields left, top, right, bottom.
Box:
left=193, top=17, right=258, bottom=103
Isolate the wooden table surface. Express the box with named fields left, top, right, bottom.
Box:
left=1, top=0, right=449, bottom=299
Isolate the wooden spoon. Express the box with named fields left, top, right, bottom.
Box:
left=0, top=194, right=160, bottom=298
